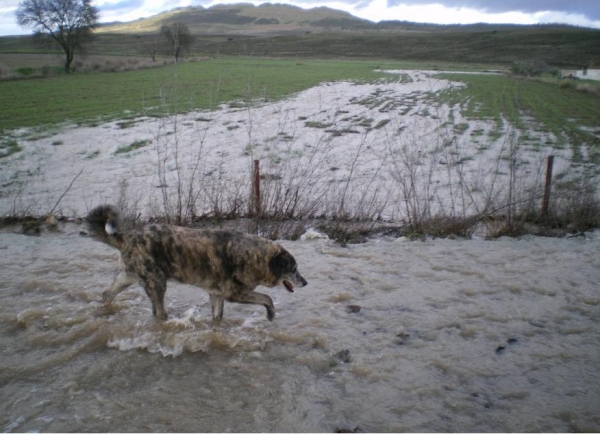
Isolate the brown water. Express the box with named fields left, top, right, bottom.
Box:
left=1, top=224, right=599, bottom=432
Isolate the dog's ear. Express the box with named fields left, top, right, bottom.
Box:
left=268, top=248, right=295, bottom=277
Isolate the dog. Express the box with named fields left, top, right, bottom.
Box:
left=85, top=205, right=307, bottom=321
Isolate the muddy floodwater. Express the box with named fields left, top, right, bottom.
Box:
left=1, top=225, right=599, bottom=432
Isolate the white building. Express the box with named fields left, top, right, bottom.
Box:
left=561, top=68, right=600, bottom=81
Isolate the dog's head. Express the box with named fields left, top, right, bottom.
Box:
left=268, top=247, right=307, bottom=293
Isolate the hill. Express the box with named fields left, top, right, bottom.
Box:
left=95, top=3, right=371, bottom=36
left=1, top=3, right=598, bottom=67
left=197, top=26, right=599, bottom=67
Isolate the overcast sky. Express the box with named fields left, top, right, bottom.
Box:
left=1, top=0, right=598, bottom=36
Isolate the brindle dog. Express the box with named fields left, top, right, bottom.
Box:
left=86, top=205, right=307, bottom=321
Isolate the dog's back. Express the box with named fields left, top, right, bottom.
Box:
left=87, top=207, right=279, bottom=287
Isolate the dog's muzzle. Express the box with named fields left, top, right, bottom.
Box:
left=283, top=271, right=308, bottom=293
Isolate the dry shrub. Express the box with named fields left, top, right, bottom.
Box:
left=71, top=56, right=162, bottom=74
left=549, top=177, right=600, bottom=232
left=482, top=174, right=599, bottom=238
left=418, top=215, right=480, bottom=238
left=574, top=82, right=600, bottom=96
left=0, top=63, right=18, bottom=79
left=559, top=79, right=600, bottom=95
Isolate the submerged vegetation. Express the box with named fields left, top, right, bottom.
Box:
left=0, top=58, right=402, bottom=131
left=0, top=139, right=22, bottom=158
left=432, top=73, right=599, bottom=153
left=115, top=140, right=150, bottom=155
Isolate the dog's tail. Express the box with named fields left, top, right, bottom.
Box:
left=85, top=205, right=123, bottom=248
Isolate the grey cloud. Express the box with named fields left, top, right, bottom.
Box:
left=386, top=0, right=599, bottom=21
left=1, top=2, right=29, bottom=35
left=190, top=0, right=214, bottom=6
left=280, top=0, right=365, bottom=5
left=99, top=0, right=145, bottom=12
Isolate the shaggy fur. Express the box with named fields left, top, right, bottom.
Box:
left=86, top=205, right=307, bottom=321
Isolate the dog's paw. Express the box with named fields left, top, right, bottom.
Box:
left=267, top=308, right=275, bottom=321
left=101, top=291, right=113, bottom=305
left=152, top=307, right=168, bottom=321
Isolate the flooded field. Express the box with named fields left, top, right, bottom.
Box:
left=1, top=224, right=599, bottom=432
left=0, top=70, right=584, bottom=223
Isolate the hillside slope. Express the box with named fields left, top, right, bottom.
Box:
left=96, top=3, right=370, bottom=35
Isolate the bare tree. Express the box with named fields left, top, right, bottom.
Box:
left=16, top=0, right=99, bottom=74
left=146, top=35, right=159, bottom=62
left=161, top=22, right=193, bottom=63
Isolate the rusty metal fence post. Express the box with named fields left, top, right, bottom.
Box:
left=541, top=155, right=554, bottom=218
left=252, top=160, right=261, bottom=217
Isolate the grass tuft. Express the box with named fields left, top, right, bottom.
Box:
left=0, top=140, right=22, bottom=158
left=115, top=139, right=150, bottom=154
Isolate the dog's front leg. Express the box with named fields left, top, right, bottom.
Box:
left=210, top=294, right=224, bottom=321
left=230, top=291, right=275, bottom=321
left=102, top=270, right=137, bottom=304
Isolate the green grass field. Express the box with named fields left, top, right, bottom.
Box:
left=432, top=73, right=600, bottom=161
left=1, top=58, right=599, bottom=166
left=0, top=58, right=405, bottom=132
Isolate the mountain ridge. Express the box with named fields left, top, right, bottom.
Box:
left=95, top=3, right=372, bottom=35
left=95, top=2, right=596, bottom=36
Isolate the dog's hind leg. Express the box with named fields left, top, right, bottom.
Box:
left=102, top=270, right=137, bottom=305
left=229, top=291, right=275, bottom=321
left=210, top=294, right=224, bottom=321
left=140, top=274, right=168, bottom=321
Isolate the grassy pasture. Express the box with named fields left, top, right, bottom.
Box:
left=432, top=73, right=600, bottom=162
left=0, top=57, right=404, bottom=132
left=1, top=57, right=597, bottom=148
left=202, top=29, right=599, bottom=67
